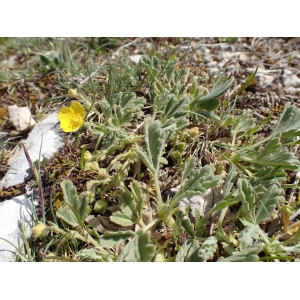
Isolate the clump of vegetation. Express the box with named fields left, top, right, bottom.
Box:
left=2, top=38, right=300, bottom=262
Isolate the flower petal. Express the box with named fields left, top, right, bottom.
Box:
left=70, top=102, right=84, bottom=117
left=58, top=107, right=73, bottom=122
left=59, top=119, right=74, bottom=132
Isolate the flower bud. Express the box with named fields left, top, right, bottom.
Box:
left=188, top=127, right=199, bottom=138
left=84, top=150, right=92, bottom=162
left=68, top=88, right=78, bottom=98
left=94, top=200, right=108, bottom=214
left=90, top=162, right=99, bottom=171
left=31, top=221, right=49, bottom=238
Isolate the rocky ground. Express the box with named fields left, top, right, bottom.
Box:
left=1, top=37, right=300, bottom=261
left=2, top=37, right=300, bottom=191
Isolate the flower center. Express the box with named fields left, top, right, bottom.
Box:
left=70, top=114, right=82, bottom=129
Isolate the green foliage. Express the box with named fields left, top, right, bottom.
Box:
left=218, top=243, right=263, bottom=262
left=56, top=180, right=89, bottom=227
left=100, top=231, right=135, bottom=248
left=117, top=230, right=156, bottom=262
left=197, top=236, right=218, bottom=262
left=177, top=210, right=196, bottom=238
left=136, top=119, right=167, bottom=174
left=9, top=38, right=300, bottom=262
left=271, top=103, right=300, bottom=138
left=190, top=78, right=234, bottom=112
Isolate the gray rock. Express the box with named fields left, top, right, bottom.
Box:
left=170, top=185, right=224, bottom=217
left=0, top=195, right=34, bottom=262
left=0, top=111, right=65, bottom=189
left=282, top=69, right=300, bottom=87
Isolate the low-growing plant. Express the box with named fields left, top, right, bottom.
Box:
left=3, top=38, right=300, bottom=262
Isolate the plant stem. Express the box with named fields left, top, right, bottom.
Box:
left=154, top=174, right=163, bottom=209
left=143, top=218, right=160, bottom=232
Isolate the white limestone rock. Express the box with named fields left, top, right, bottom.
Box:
left=0, top=195, right=34, bottom=262
left=0, top=111, right=65, bottom=189
left=130, top=55, right=142, bottom=64
left=7, top=105, right=36, bottom=131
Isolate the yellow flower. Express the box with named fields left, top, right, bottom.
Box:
left=57, top=102, right=84, bottom=132
left=31, top=221, right=49, bottom=238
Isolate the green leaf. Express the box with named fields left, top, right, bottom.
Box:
left=110, top=211, right=135, bottom=227
left=186, top=240, right=201, bottom=262
left=56, top=206, right=79, bottom=227
left=209, top=192, right=239, bottom=213
left=99, top=100, right=112, bottom=119
left=223, top=165, right=238, bottom=197
left=193, top=98, right=220, bottom=112
left=282, top=243, right=300, bottom=254
left=152, top=56, right=159, bottom=69
left=177, top=210, right=196, bottom=238
left=136, top=119, right=166, bottom=174
left=181, top=165, right=223, bottom=195
left=218, top=243, right=263, bottom=262
left=129, top=180, right=145, bottom=218
left=180, top=156, right=197, bottom=183
left=265, top=240, right=287, bottom=256
left=117, top=230, right=156, bottom=262
left=78, top=249, right=113, bottom=262
left=162, top=94, right=189, bottom=121
left=56, top=180, right=89, bottom=227
left=238, top=220, right=261, bottom=251
left=119, top=191, right=138, bottom=219
left=236, top=179, right=256, bottom=223
left=191, top=77, right=234, bottom=106
left=197, top=236, right=218, bottom=262
left=235, top=67, right=258, bottom=96
left=231, top=110, right=256, bottom=137
left=113, top=92, right=146, bottom=111
left=255, top=184, right=282, bottom=224
left=135, top=230, right=156, bottom=262
left=112, top=105, right=133, bottom=128
left=193, top=110, right=220, bottom=121
left=253, top=138, right=300, bottom=171
left=175, top=239, right=195, bottom=262
left=164, top=57, right=178, bottom=81
left=100, top=231, right=135, bottom=248
left=141, top=55, right=159, bottom=80
left=272, top=103, right=300, bottom=138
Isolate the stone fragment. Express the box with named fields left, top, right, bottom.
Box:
left=0, top=195, right=34, bottom=262
left=170, top=185, right=224, bottom=217
left=7, top=105, right=36, bottom=131
left=282, top=69, right=300, bottom=87
left=129, top=55, right=142, bottom=64
left=0, top=111, right=65, bottom=189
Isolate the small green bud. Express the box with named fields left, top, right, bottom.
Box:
left=94, top=200, right=108, bottom=214
left=176, top=142, right=186, bottom=153
left=171, top=150, right=181, bottom=160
